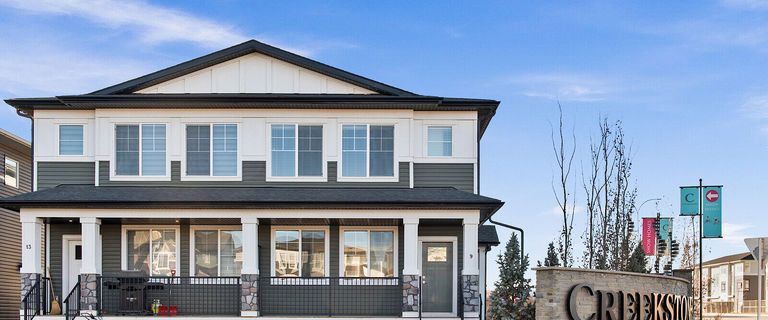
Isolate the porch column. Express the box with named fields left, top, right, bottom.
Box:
left=462, top=217, right=481, bottom=318
left=80, top=217, right=101, bottom=313
left=241, top=217, right=259, bottom=316
left=20, top=216, right=43, bottom=306
left=402, top=217, right=420, bottom=317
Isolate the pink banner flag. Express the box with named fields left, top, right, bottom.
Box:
left=642, top=218, right=656, bottom=256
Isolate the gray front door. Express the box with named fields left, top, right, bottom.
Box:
left=421, top=242, right=454, bottom=313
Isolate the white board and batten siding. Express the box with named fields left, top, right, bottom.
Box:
left=135, top=53, right=377, bottom=94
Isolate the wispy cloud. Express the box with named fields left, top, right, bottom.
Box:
left=503, top=73, right=612, bottom=102
left=722, top=222, right=754, bottom=245
left=743, top=95, right=768, bottom=119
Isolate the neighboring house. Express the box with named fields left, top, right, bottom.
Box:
left=697, top=252, right=766, bottom=314
left=2, top=40, right=504, bottom=319
left=0, top=128, right=31, bottom=320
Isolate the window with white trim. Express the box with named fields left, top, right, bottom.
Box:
left=186, top=124, right=237, bottom=176
left=3, top=157, right=18, bottom=188
left=59, top=125, right=84, bottom=156
left=272, top=228, right=327, bottom=277
left=341, top=124, right=394, bottom=177
left=115, top=124, right=167, bottom=176
left=427, top=126, right=452, bottom=157
left=192, top=228, right=243, bottom=276
left=341, top=229, right=396, bottom=277
left=270, top=124, right=323, bottom=177
left=124, top=228, right=178, bottom=276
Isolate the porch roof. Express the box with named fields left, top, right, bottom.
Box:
left=0, top=185, right=503, bottom=221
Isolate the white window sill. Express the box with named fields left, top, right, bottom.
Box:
left=339, top=278, right=399, bottom=286
left=336, top=176, right=399, bottom=183
left=266, top=176, right=328, bottom=183
left=270, top=278, right=330, bottom=286
left=180, top=175, right=242, bottom=182
left=110, top=175, right=172, bottom=182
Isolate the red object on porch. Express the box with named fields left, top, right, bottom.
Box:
left=158, top=306, right=177, bottom=316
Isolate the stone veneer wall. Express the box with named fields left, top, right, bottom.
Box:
left=241, top=274, right=258, bottom=313
left=535, top=267, right=691, bottom=320
left=462, top=275, right=481, bottom=315
left=80, top=274, right=98, bottom=311
left=21, top=273, right=40, bottom=307
left=402, top=274, right=420, bottom=312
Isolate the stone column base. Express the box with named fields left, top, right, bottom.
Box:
left=21, top=273, right=41, bottom=309
left=462, top=274, right=481, bottom=317
left=241, top=274, right=259, bottom=314
left=402, top=274, right=420, bottom=316
left=80, top=274, right=99, bottom=312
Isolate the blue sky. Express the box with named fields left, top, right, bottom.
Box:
left=1, top=0, right=767, bottom=286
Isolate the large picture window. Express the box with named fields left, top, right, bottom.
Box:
left=341, top=125, right=394, bottom=177
left=124, top=228, right=178, bottom=276
left=59, top=125, right=84, bottom=156
left=115, top=124, right=166, bottom=176
left=272, top=228, right=327, bottom=277
left=341, top=229, right=396, bottom=277
left=186, top=124, right=238, bottom=176
left=192, top=228, right=243, bottom=277
left=271, top=124, right=323, bottom=177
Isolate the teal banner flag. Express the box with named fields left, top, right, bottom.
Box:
left=703, top=186, right=722, bottom=238
left=659, top=218, right=672, bottom=241
left=680, top=187, right=699, bottom=216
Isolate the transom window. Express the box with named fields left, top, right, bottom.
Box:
left=271, top=124, right=323, bottom=177
left=3, top=157, right=18, bottom=188
left=427, top=126, right=452, bottom=157
left=341, top=229, right=396, bottom=277
left=115, top=124, right=167, bottom=176
left=186, top=124, right=238, bottom=176
left=192, top=228, right=243, bottom=277
left=272, top=228, right=327, bottom=277
left=59, top=125, right=84, bottom=156
left=124, top=228, right=178, bottom=276
left=341, top=125, right=394, bottom=177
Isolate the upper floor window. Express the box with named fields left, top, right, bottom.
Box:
left=427, top=126, right=452, bottom=157
left=4, top=157, right=18, bottom=188
left=186, top=124, right=237, bottom=176
left=341, top=125, right=394, bottom=177
left=115, top=124, right=166, bottom=176
left=59, top=125, right=84, bottom=156
left=271, top=124, right=323, bottom=177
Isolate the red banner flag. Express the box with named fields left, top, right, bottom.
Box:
left=642, top=218, right=656, bottom=256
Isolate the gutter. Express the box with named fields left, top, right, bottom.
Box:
left=488, top=217, right=525, bottom=262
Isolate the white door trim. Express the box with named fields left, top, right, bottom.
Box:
left=418, top=236, right=458, bottom=317
left=61, top=235, right=82, bottom=299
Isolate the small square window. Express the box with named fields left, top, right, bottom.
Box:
left=427, top=126, right=452, bottom=157
left=59, top=125, right=84, bottom=156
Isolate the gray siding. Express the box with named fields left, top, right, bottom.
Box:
left=37, top=162, right=95, bottom=190
left=413, top=163, right=475, bottom=193
left=100, top=161, right=409, bottom=188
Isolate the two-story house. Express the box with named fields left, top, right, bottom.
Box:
left=0, top=129, right=31, bottom=319
left=698, top=252, right=766, bottom=314
left=2, top=40, right=503, bottom=319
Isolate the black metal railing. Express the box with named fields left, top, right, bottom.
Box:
left=258, top=277, right=401, bottom=317
left=22, top=276, right=51, bottom=320
left=63, top=277, right=80, bottom=320
left=98, top=276, right=240, bottom=316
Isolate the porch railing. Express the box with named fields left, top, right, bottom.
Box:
left=63, top=277, right=80, bottom=320
left=258, top=276, right=401, bottom=317
left=97, top=276, right=240, bottom=316
left=22, top=276, right=51, bottom=320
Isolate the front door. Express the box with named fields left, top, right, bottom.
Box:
left=64, top=239, right=82, bottom=298
left=421, top=241, right=454, bottom=314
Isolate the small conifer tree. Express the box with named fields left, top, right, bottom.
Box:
left=489, top=234, right=535, bottom=320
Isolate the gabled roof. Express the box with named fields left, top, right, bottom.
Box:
left=91, top=40, right=415, bottom=96
left=702, top=252, right=754, bottom=266
left=0, top=185, right=504, bottom=222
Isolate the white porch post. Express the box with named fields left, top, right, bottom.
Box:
left=402, top=217, right=420, bottom=317
left=462, top=217, right=481, bottom=318
left=80, top=217, right=101, bottom=312
left=20, top=216, right=43, bottom=307
left=241, top=217, right=259, bottom=316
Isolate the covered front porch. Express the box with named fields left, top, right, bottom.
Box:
left=20, top=210, right=487, bottom=319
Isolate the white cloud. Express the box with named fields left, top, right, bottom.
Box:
left=722, top=222, right=754, bottom=245
left=503, top=73, right=611, bottom=102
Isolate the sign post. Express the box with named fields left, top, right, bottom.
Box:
left=680, top=179, right=723, bottom=320
left=745, top=237, right=768, bottom=320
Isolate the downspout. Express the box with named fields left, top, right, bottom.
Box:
left=488, top=218, right=524, bottom=263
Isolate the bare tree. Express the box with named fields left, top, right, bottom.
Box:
left=581, top=128, right=607, bottom=269
left=551, top=103, right=576, bottom=267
